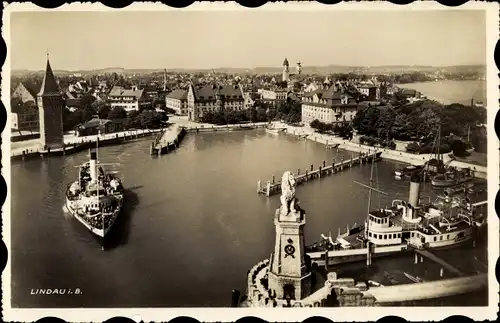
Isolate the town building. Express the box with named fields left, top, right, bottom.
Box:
left=76, top=118, right=124, bottom=137
left=107, top=85, right=145, bottom=112
left=258, top=88, right=288, bottom=102
left=243, top=92, right=256, bottom=110
left=165, top=89, right=188, bottom=115
left=10, top=113, right=18, bottom=130
left=37, top=55, right=65, bottom=151
left=281, top=57, right=306, bottom=92
left=301, top=85, right=359, bottom=126
left=11, top=82, right=41, bottom=132
left=187, top=83, right=245, bottom=122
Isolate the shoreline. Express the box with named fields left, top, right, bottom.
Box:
left=9, top=120, right=488, bottom=179
left=274, top=122, right=487, bottom=179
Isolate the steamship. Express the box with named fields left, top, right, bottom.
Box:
left=306, top=172, right=485, bottom=266
left=65, top=149, right=124, bottom=242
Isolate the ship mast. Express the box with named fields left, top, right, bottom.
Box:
left=93, top=114, right=104, bottom=250
left=353, top=150, right=387, bottom=267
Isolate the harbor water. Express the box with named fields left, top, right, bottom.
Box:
left=10, top=129, right=488, bottom=307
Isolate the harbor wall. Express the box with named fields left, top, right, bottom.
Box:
left=182, top=122, right=269, bottom=133
left=11, top=129, right=162, bottom=162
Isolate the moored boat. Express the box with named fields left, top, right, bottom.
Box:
left=444, top=182, right=475, bottom=196
left=306, top=165, right=482, bottom=266
left=394, top=164, right=424, bottom=178
left=431, top=167, right=474, bottom=188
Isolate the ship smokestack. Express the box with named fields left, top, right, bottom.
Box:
left=89, top=150, right=97, bottom=182
left=408, top=173, right=421, bottom=207
left=407, top=173, right=422, bottom=220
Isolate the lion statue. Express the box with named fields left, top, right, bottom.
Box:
left=280, top=171, right=298, bottom=215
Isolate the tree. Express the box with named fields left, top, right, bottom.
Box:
left=125, top=110, right=140, bottom=129
left=10, top=97, right=24, bottom=113
left=138, top=110, right=162, bottom=129
left=79, top=94, right=97, bottom=109
left=108, top=106, right=128, bottom=120
left=98, top=104, right=111, bottom=119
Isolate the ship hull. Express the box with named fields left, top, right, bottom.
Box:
left=308, top=236, right=473, bottom=267
left=265, top=129, right=280, bottom=135
left=65, top=197, right=122, bottom=239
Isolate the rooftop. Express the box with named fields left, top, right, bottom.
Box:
left=108, top=86, right=144, bottom=99
left=166, top=89, right=188, bottom=100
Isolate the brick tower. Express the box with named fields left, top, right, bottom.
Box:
left=268, top=171, right=312, bottom=301
left=38, top=54, right=64, bottom=151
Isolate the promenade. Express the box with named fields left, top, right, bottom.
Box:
left=274, top=122, right=487, bottom=178
left=366, top=273, right=487, bottom=303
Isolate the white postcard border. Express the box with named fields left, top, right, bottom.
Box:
left=1, top=1, right=499, bottom=322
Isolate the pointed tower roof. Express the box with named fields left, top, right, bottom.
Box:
left=283, top=57, right=289, bottom=66
left=38, top=55, right=60, bottom=96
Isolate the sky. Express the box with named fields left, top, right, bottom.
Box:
left=9, top=9, right=487, bottom=71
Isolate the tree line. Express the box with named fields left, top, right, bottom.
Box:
left=351, top=99, right=487, bottom=154
left=199, top=99, right=302, bottom=125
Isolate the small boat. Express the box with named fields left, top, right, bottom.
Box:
left=444, top=182, right=475, bottom=196
left=431, top=168, right=474, bottom=188
left=265, top=128, right=281, bottom=135
left=394, top=164, right=424, bottom=178
left=404, top=272, right=424, bottom=283
left=368, top=280, right=384, bottom=287
left=326, top=143, right=340, bottom=149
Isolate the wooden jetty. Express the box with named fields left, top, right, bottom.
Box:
left=257, top=151, right=383, bottom=197
left=150, top=124, right=186, bottom=156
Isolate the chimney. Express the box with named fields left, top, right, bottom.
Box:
left=408, top=173, right=421, bottom=220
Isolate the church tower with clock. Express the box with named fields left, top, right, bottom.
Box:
left=267, top=171, right=312, bottom=301
left=37, top=54, right=64, bottom=151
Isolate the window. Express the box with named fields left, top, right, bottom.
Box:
left=447, top=234, right=450, bottom=239
left=440, top=236, right=443, bottom=241
left=384, top=235, right=387, bottom=239
left=411, top=232, right=415, bottom=237
left=433, top=236, right=437, bottom=241
left=368, top=232, right=372, bottom=237
left=398, top=233, right=401, bottom=238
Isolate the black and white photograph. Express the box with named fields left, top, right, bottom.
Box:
left=1, top=2, right=498, bottom=322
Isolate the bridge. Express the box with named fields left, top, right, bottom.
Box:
left=257, top=151, right=383, bottom=197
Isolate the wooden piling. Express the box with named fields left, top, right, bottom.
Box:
left=272, top=175, right=275, bottom=184
left=323, top=160, right=326, bottom=168
left=310, top=164, right=313, bottom=171
left=305, top=170, right=309, bottom=181
left=257, top=180, right=261, bottom=193
left=297, top=168, right=300, bottom=175
left=319, top=166, right=322, bottom=178
left=266, top=181, right=271, bottom=197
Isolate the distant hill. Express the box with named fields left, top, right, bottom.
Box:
left=11, top=64, right=486, bottom=76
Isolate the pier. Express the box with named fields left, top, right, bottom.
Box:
left=256, top=151, right=382, bottom=197
left=412, top=248, right=465, bottom=277
left=150, top=124, right=186, bottom=155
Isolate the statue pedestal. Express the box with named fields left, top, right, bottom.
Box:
left=268, top=207, right=311, bottom=301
